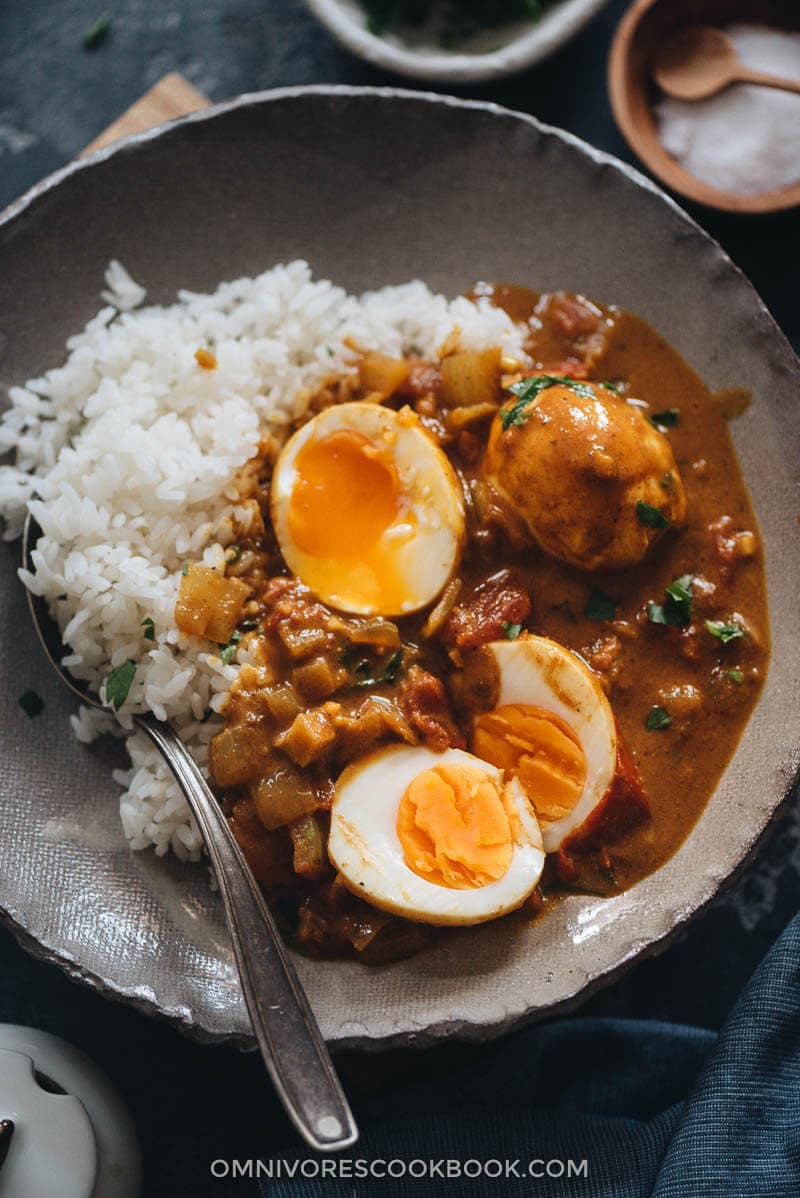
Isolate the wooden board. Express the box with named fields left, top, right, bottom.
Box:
left=81, top=73, right=210, bottom=157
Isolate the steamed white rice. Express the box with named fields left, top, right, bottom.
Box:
left=0, top=259, right=527, bottom=860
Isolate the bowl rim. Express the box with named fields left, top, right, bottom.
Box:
left=301, top=0, right=612, bottom=82
left=608, top=0, right=800, bottom=214
left=2, top=84, right=799, bottom=1050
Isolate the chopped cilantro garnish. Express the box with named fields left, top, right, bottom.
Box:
left=645, top=705, right=671, bottom=731
left=726, top=669, right=744, bottom=684
left=349, top=649, right=404, bottom=689
left=585, top=588, right=616, bottom=622
left=141, top=616, right=156, bottom=641
left=637, top=501, right=671, bottom=530
left=225, top=545, right=242, bottom=565
left=181, top=563, right=189, bottom=576
left=219, top=632, right=242, bottom=665
left=502, top=621, right=522, bottom=640
left=648, top=574, right=693, bottom=627
left=649, top=408, right=679, bottom=429
left=19, top=690, right=45, bottom=718
left=106, top=661, right=136, bottom=710
left=705, top=619, right=745, bottom=645
left=501, top=375, right=596, bottom=431
left=381, top=650, right=403, bottom=684
left=83, top=12, right=111, bottom=49
left=601, top=381, right=621, bottom=394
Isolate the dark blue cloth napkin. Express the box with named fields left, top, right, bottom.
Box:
left=259, top=910, right=800, bottom=1197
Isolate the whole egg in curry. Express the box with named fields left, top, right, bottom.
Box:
left=484, top=379, right=687, bottom=571
left=174, top=285, right=768, bottom=964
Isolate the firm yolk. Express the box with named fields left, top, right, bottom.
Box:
left=287, top=429, right=413, bottom=613
left=397, top=763, right=515, bottom=889
left=473, top=704, right=587, bottom=823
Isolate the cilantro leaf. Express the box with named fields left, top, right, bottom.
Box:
left=19, top=690, right=45, bottom=718
left=637, top=501, right=671, bottom=530
left=585, top=588, right=616, bottom=621
left=705, top=619, right=745, bottom=645
left=645, top=705, right=671, bottom=731
left=726, top=669, right=744, bottom=684
left=502, top=621, right=522, bottom=640
left=106, top=661, right=136, bottom=710
left=219, top=631, right=241, bottom=665
left=648, top=574, right=693, bottom=627
left=141, top=616, right=156, bottom=641
left=501, top=375, right=596, bottom=431
left=649, top=408, right=679, bottom=429
left=83, top=12, right=111, bottom=50
left=347, top=649, right=404, bottom=689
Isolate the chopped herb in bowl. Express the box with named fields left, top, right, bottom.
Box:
left=359, top=0, right=545, bottom=46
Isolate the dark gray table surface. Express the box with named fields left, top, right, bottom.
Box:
left=1, top=1, right=798, bottom=1194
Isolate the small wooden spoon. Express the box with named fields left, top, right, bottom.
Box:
left=653, top=25, right=800, bottom=101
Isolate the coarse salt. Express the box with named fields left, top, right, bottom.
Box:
left=655, top=24, right=800, bottom=196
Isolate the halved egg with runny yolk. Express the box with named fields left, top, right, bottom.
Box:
left=471, top=636, right=648, bottom=854
left=270, top=402, right=465, bottom=616
left=328, top=746, right=545, bottom=925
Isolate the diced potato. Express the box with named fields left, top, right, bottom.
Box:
left=445, top=402, right=499, bottom=429
left=263, top=684, right=303, bottom=726
left=209, top=723, right=273, bottom=788
left=291, top=655, right=342, bottom=703
left=229, top=799, right=295, bottom=886
left=332, top=696, right=414, bottom=765
left=289, top=813, right=327, bottom=879
left=277, top=622, right=329, bottom=660
left=327, top=615, right=401, bottom=649
left=358, top=352, right=410, bottom=400
left=275, top=709, right=336, bottom=767
left=175, top=564, right=249, bottom=644
left=440, top=347, right=502, bottom=408
left=251, top=764, right=319, bottom=831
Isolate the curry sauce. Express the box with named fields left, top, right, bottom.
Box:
left=192, top=285, right=768, bottom=961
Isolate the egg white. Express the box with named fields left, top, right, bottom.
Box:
left=328, top=744, right=545, bottom=926
left=482, top=636, right=618, bottom=853
left=270, top=401, right=465, bottom=616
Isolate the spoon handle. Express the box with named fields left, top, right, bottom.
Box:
left=739, top=68, right=800, bottom=97
left=135, top=713, right=358, bottom=1153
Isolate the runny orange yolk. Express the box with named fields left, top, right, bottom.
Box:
left=473, top=704, right=587, bottom=823
left=397, top=763, right=517, bottom=889
left=287, top=429, right=411, bottom=612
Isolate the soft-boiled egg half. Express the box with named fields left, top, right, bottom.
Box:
left=472, top=636, right=646, bottom=854
left=328, top=745, right=545, bottom=926
left=270, top=402, right=465, bottom=617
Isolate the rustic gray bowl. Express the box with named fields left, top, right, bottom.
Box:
left=1, top=87, right=798, bottom=1049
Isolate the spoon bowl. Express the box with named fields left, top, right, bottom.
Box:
left=21, top=513, right=358, bottom=1153
left=653, top=23, right=800, bottom=101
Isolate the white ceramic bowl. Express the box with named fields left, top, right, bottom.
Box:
left=302, top=0, right=611, bottom=82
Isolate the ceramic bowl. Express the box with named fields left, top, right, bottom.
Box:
left=1, top=87, right=798, bottom=1048
left=609, top=0, right=800, bottom=213
left=302, top=0, right=610, bottom=83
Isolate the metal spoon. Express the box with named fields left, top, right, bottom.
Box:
left=653, top=25, right=800, bottom=102
left=22, top=514, right=357, bottom=1153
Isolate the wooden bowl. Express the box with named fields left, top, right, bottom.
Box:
left=609, top=0, right=800, bottom=213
